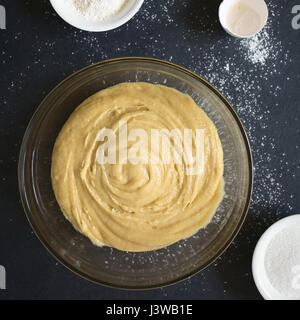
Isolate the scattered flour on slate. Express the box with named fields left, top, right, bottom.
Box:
left=240, top=28, right=273, bottom=65
left=195, top=3, right=295, bottom=227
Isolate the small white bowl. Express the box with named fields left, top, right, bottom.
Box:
left=219, top=0, right=268, bottom=38
left=49, top=0, right=144, bottom=32
left=252, top=214, right=300, bottom=300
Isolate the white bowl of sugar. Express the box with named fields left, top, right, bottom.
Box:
left=50, top=0, right=144, bottom=32
left=252, top=215, right=300, bottom=300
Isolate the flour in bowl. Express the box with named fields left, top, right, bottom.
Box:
left=66, top=0, right=129, bottom=21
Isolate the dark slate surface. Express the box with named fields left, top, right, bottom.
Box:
left=0, top=0, right=299, bottom=300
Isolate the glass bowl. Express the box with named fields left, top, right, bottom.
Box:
left=18, top=57, right=253, bottom=289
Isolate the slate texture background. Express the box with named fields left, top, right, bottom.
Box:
left=0, top=0, right=299, bottom=299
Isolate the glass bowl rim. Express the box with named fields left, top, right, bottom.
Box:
left=18, top=57, right=253, bottom=290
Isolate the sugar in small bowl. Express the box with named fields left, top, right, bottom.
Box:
left=252, top=215, right=300, bottom=300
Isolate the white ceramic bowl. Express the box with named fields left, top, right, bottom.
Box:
left=219, top=0, right=268, bottom=38
left=49, top=0, right=144, bottom=32
left=252, top=214, right=300, bottom=300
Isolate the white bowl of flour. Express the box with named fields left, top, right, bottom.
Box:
left=252, top=215, right=300, bottom=300
left=50, top=0, right=144, bottom=32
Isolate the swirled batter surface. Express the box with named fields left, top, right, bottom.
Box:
left=51, top=83, right=224, bottom=252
